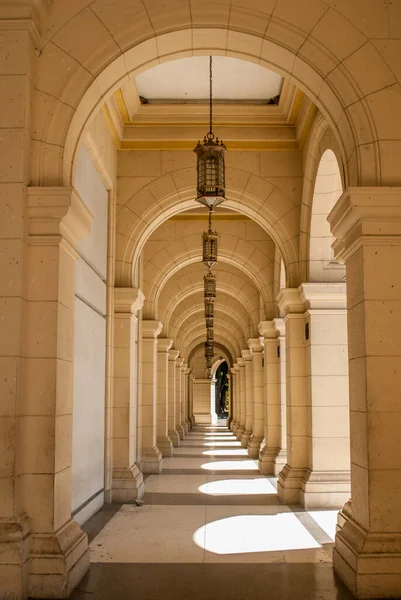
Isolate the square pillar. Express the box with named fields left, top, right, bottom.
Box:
left=157, top=338, right=174, bottom=457
left=229, top=366, right=238, bottom=431
left=180, top=363, right=189, bottom=435
left=240, top=350, right=253, bottom=448
left=193, top=379, right=211, bottom=423
left=277, top=288, right=308, bottom=504
left=299, top=283, right=350, bottom=508
left=247, top=339, right=264, bottom=458
left=235, top=358, right=246, bottom=440
left=189, top=373, right=196, bottom=426
left=273, top=318, right=287, bottom=475
left=139, top=320, right=163, bottom=473
left=258, top=321, right=281, bottom=474
left=112, top=289, right=145, bottom=502
left=168, top=349, right=180, bottom=446
left=184, top=367, right=192, bottom=430
left=175, top=358, right=185, bottom=438
left=21, top=187, right=92, bottom=598
left=328, top=187, right=401, bottom=598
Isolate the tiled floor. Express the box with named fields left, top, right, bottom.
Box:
left=70, top=425, right=356, bottom=600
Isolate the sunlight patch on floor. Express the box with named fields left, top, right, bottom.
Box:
left=199, top=478, right=277, bottom=495
left=308, top=510, right=338, bottom=541
left=193, top=514, right=321, bottom=555
left=202, top=449, right=248, bottom=456
left=201, top=460, right=258, bottom=471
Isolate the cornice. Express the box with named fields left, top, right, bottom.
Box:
left=114, top=288, right=145, bottom=315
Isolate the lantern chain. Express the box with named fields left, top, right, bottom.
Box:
left=209, top=55, right=213, bottom=137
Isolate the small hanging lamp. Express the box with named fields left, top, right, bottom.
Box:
left=194, top=56, right=227, bottom=209
left=204, top=298, right=214, bottom=319
left=206, top=316, right=214, bottom=329
left=202, top=208, right=219, bottom=268
left=205, top=341, right=214, bottom=360
left=207, top=327, right=214, bottom=342
left=204, top=269, right=216, bottom=299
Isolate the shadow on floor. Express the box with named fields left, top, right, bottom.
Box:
left=69, top=562, right=356, bottom=600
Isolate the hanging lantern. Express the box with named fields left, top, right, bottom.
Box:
left=202, top=208, right=219, bottom=268
left=204, top=298, right=214, bottom=319
left=205, top=342, right=214, bottom=360
left=206, top=356, right=213, bottom=370
left=207, top=327, right=214, bottom=342
left=204, top=269, right=216, bottom=299
left=194, top=56, right=227, bottom=209
left=206, top=317, right=214, bottom=329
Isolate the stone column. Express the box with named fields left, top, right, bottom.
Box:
left=184, top=367, right=192, bottom=430
left=299, top=283, right=350, bottom=508
left=328, top=188, right=401, bottom=598
left=232, top=364, right=241, bottom=435
left=240, top=350, right=253, bottom=448
left=180, top=363, right=188, bottom=434
left=235, top=358, right=246, bottom=440
left=258, top=321, right=281, bottom=474
left=113, top=288, right=145, bottom=501
left=139, top=320, right=163, bottom=473
left=168, top=349, right=180, bottom=446
left=175, top=357, right=185, bottom=439
left=157, top=338, right=174, bottom=457
left=277, top=288, right=308, bottom=504
left=273, top=318, right=287, bottom=475
left=189, top=373, right=196, bottom=426
left=247, top=339, right=264, bottom=458
left=21, top=188, right=92, bottom=597
left=229, top=366, right=237, bottom=431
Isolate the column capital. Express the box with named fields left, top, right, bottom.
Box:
left=176, top=357, right=184, bottom=368
left=299, top=283, right=346, bottom=311
left=277, top=288, right=304, bottom=316
left=273, top=317, right=285, bottom=337
left=142, top=320, right=163, bottom=338
left=248, top=338, right=263, bottom=353
left=168, top=348, right=179, bottom=361
left=114, top=288, right=145, bottom=315
left=157, top=338, right=173, bottom=353
left=241, top=349, right=252, bottom=361
left=185, top=367, right=191, bottom=375
left=237, top=357, right=245, bottom=367
left=328, top=186, right=401, bottom=262
left=27, top=187, right=93, bottom=249
left=181, top=362, right=188, bottom=372
left=190, top=373, right=195, bottom=381
left=258, top=320, right=278, bottom=339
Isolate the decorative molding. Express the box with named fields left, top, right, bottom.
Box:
left=299, top=283, right=347, bottom=311
left=114, top=287, right=145, bottom=315
left=248, top=337, right=263, bottom=352
left=142, top=319, right=163, bottom=338
left=277, top=288, right=304, bottom=315
left=258, top=320, right=278, bottom=339
left=157, top=338, right=173, bottom=352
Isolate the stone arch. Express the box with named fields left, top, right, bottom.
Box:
left=188, top=342, right=233, bottom=372
left=299, top=113, right=347, bottom=282
left=33, top=19, right=389, bottom=189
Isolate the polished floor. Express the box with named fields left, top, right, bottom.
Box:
left=69, top=425, right=356, bottom=599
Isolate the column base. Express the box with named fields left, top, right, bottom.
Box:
left=157, top=436, right=174, bottom=457
left=247, top=435, right=263, bottom=458
left=240, top=429, right=252, bottom=448
left=176, top=424, right=185, bottom=439
left=139, top=446, right=163, bottom=474
left=258, top=446, right=276, bottom=475
left=0, top=516, right=31, bottom=600
left=274, top=449, right=287, bottom=476
left=334, top=502, right=401, bottom=598
left=277, top=464, right=306, bottom=504
left=230, top=419, right=237, bottom=432
left=300, top=469, right=351, bottom=509
left=185, top=418, right=192, bottom=431
left=181, top=421, right=189, bottom=435
left=235, top=425, right=245, bottom=440
left=168, top=429, right=180, bottom=447
left=29, top=519, right=89, bottom=599
left=189, top=415, right=196, bottom=427
left=112, top=464, right=144, bottom=502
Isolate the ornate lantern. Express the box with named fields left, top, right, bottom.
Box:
left=205, top=342, right=214, bottom=360
left=206, top=356, right=213, bottom=370
left=194, top=57, right=226, bottom=209
left=204, top=298, right=214, bottom=319
left=204, top=269, right=216, bottom=299
left=207, top=327, right=214, bottom=342
left=206, top=317, right=214, bottom=329
left=202, top=208, right=219, bottom=268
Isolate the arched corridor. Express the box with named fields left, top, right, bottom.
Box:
left=1, top=2, right=401, bottom=599
left=70, top=424, right=353, bottom=600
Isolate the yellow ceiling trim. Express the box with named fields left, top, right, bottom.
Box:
left=101, top=105, right=121, bottom=149
left=299, top=104, right=318, bottom=150
left=119, top=140, right=299, bottom=151
left=114, top=89, right=130, bottom=124
left=170, top=214, right=252, bottom=221
left=288, top=90, right=305, bottom=125
left=125, top=121, right=293, bottom=128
